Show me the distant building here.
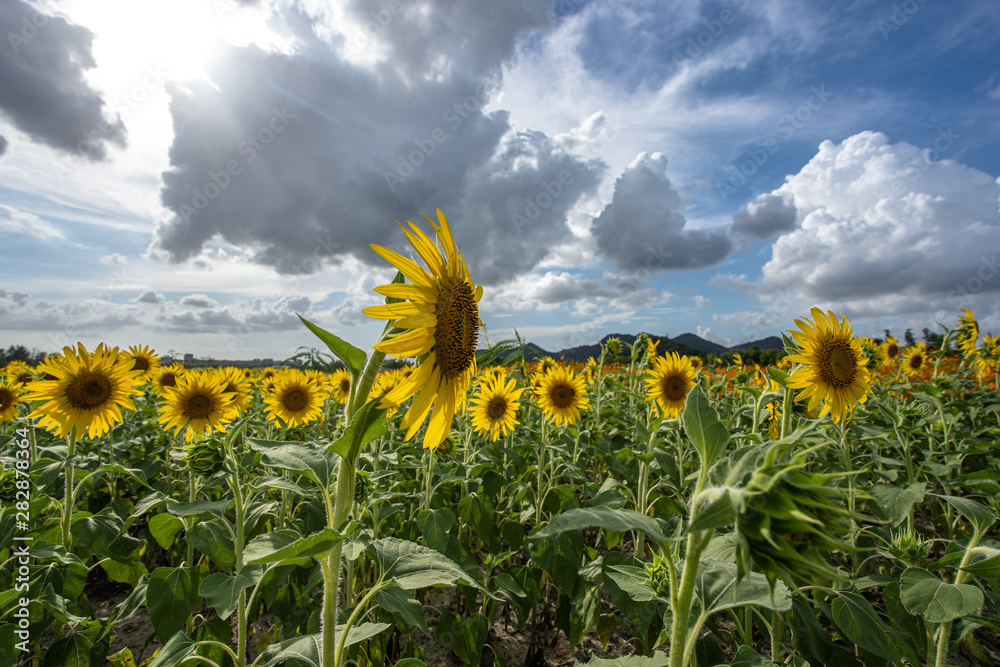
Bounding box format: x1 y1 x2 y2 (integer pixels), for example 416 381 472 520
183 353 194 363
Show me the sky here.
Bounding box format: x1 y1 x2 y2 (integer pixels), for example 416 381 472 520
1 0 999 361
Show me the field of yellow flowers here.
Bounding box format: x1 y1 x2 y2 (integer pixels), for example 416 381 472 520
1 211 999 667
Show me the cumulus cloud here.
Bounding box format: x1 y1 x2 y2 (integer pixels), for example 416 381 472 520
732 193 797 240
155 294 312 333
0 134 7 157
0 0 126 159
150 4 598 286
135 290 165 304
756 131 1000 313
179 294 221 309
693 295 711 308
0 205 63 240
0 290 141 334
99 253 127 266
590 152 731 271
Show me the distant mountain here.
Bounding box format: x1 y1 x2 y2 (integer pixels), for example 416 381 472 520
499 332 782 363
726 336 783 352
672 333 726 354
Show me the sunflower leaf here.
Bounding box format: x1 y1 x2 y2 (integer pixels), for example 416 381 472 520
297 315 367 378
682 384 731 470
329 397 388 461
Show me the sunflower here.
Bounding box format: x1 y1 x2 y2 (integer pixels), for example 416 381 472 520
362 209 483 451
214 366 253 415
902 342 927 377
158 372 236 441
859 336 886 371
329 368 352 404
264 371 325 427
644 351 698 418
785 308 872 424
4 360 35 387
470 372 525 442
732 353 744 368
125 344 160 382
646 338 660 361
882 335 901 364
956 309 979 357
534 365 589 426
154 363 186 393
26 343 144 439
688 355 704 372
370 369 405 416
0 380 24 423
977 334 999 371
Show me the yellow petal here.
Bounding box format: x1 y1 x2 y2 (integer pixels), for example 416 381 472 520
370 244 433 287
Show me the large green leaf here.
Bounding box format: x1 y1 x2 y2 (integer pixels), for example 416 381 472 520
186 518 236 570
869 482 925 527
458 495 495 545
328 397 388 461
248 439 338 488
199 565 264 620
298 315 367 377
148 513 184 550
682 383 731 469
604 564 659 603
531 507 679 544
829 591 893 660
374 586 430 635
435 611 489 665
790 596 833 667
148 632 198 667
244 528 343 565
900 567 984 623
71 511 141 561
369 538 489 593
260 624 391 667
165 498 231 521
106 575 149 635
42 632 93 667
962 551 1000 579
933 494 996 536
601 552 660 635
582 653 668 666
687 487 738 533
415 508 454 554
695 559 791 615
145 566 208 644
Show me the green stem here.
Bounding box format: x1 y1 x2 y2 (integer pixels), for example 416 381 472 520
668 464 712 667
770 608 784 662
933 531 982 667
61 430 77 548
228 442 248 667
333 581 389 666
780 386 793 439
536 419 547 526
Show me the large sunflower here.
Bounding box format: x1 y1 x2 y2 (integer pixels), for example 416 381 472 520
214 366 253 415
534 365 589 426
125 344 160 382
785 308 872 424
158 372 235 441
264 371 325 427
362 209 483 451
956 309 979 357
329 368 352 405
0 380 24 423
902 342 927 377
644 351 698 418
154 363 186 393
26 343 144 439
470 370 525 442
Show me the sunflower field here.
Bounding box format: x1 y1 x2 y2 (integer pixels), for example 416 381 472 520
2 212 1000 667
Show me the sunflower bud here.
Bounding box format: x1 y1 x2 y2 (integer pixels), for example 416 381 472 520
881 526 931 567
184 436 225 477
354 470 372 503
642 551 672 600
0 468 17 503
435 436 456 460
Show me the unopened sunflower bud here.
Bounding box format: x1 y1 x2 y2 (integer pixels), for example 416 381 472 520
883 526 931 567
0 468 16 503
184 436 225 477
354 470 372 503
642 552 672 600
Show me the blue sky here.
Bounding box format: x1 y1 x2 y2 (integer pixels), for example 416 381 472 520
1 0 998 360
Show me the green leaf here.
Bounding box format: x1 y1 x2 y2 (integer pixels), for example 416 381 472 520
244 528 344 565
374 586 430 635
582 653 669 666
146 566 208 644
790 596 834 667
458 495 495 545
568 582 602 647
932 494 996 536
261 633 320 667
962 552 1000 579
369 537 489 594
248 439 338 488
148 513 184 550
415 508 454 553
298 315 367 377
687 488 738 533
899 566 985 623
682 383 731 469
829 591 893 660
200 565 264 620
531 507 679 544
186 518 236 570
42 632 93 667
869 482 926 527
329 397 388 461
604 564 659 603
106 575 149 634
94 463 153 489
148 632 198 667
435 611 489 665
729 645 781 667
165 498 231 521
601 553 659 635
696 559 792 615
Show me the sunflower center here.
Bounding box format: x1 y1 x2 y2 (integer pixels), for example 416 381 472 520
550 383 575 409
340 379 350 394
66 372 113 409
225 382 238 393
487 396 508 420
909 353 923 370
16 372 32 384
0 388 14 411
160 373 177 388
185 393 214 419
132 357 150 372
660 373 689 402
434 278 479 379
886 343 899 359
283 389 307 411
818 340 857 388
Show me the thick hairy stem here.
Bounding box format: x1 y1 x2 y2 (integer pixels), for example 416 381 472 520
61 431 77 548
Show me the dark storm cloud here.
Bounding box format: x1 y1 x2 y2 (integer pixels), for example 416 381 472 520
152 5 602 286
591 152 731 271
0 0 126 160
0 134 7 157
732 193 798 240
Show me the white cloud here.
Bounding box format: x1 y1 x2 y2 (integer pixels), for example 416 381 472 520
179 294 220 309
0 205 64 240
99 253 127 265
693 295 711 308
